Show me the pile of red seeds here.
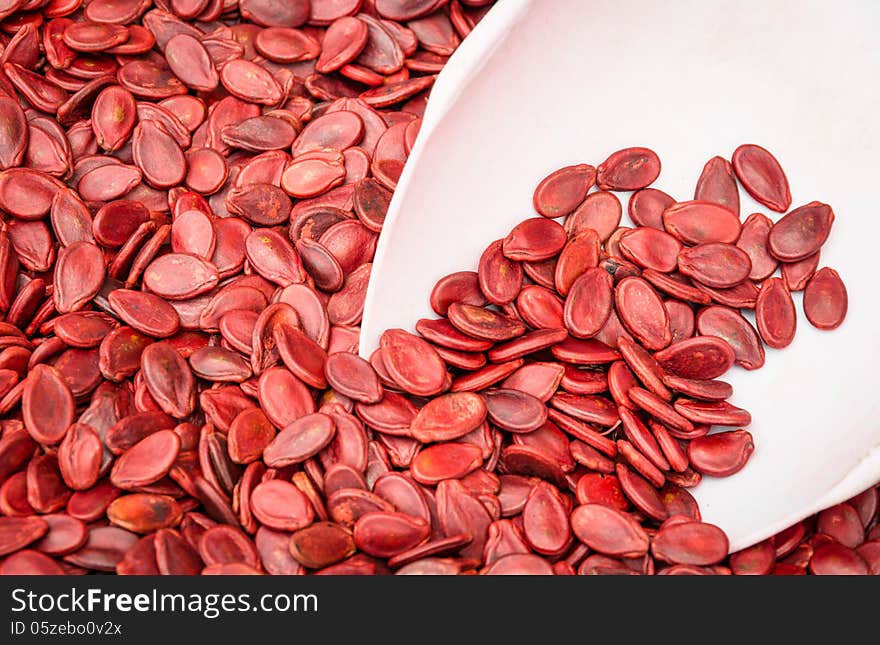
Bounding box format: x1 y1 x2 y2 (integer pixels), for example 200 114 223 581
0 0 875 576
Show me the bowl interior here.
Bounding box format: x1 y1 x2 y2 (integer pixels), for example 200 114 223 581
361 0 880 550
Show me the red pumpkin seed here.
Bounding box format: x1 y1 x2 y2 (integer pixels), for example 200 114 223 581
817 503 864 549
735 212 778 281
809 543 869 575
596 147 660 191
503 218 567 262
570 504 649 558
755 277 797 349
614 276 672 350
353 511 429 558
781 252 820 292
565 191 622 242
731 144 791 212
652 520 729 565
768 201 834 262
532 164 595 218
678 243 752 289
694 156 740 216
803 267 848 330
654 336 735 380
484 388 548 433
411 442 483 485
264 413 336 467
619 227 682 273
478 239 522 305
563 267 613 339
663 200 741 245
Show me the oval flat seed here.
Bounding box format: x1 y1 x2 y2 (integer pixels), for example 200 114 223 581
729 539 776 575
654 336 735 380
781 252 820 292
731 144 791 212
132 120 186 189
662 201 741 245
688 430 755 477
803 267 848 330
619 227 682 272
629 188 674 229
678 243 752 289
111 430 181 489
554 230 600 297
165 33 218 92
617 337 672 401
108 289 181 338
503 218 566 262
549 392 618 427
484 389 548 433
228 408 276 465
289 521 355 569
570 504 649 558
250 480 314 532
664 299 694 345
275 324 328 389
614 276 672 350
596 147 660 191
451 359 524 393
565 191 622 242
618 407 670 471
755 277 797 349
411 443 483 485
143 253 219 300
54 241 105 313
661 375 733 401
616 462 667 520
107 494 183 533
576 473 629 510
23 364 74 445
673 400 752 427
220 59 283 105
564 267 613 339
353 511 430 558
695 309 762 372
447 302 526 342
532 164 595 218
140 342 196 419
258 367 316 429
410 392 487 443
264 413 337 467
767 201 834 262
736 212 778 281
521 481 571 556
817 503 864 549
809 543 869 575
478 239 522 305
652 521 729 566
695 156 740 216
503 362 566 401
0 516 49 556
380 329 447 397
325 352 383 404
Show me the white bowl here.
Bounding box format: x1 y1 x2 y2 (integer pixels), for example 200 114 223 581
360 0 880 551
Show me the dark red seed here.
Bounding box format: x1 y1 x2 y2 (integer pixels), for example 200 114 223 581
731 144 791 213
695 156 740 216
767 201 834 262
755 277 797 349
652 521 729 566
803 267 848 330
687 430 755 477
533 164 595 218
596 148 661 191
